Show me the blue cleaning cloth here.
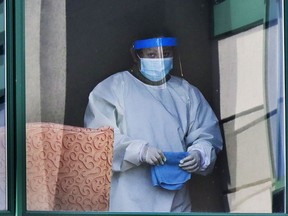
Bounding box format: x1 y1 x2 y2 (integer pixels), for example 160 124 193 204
151 152 191 190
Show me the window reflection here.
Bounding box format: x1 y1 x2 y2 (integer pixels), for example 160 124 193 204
217 0 285 213
266 0 285 212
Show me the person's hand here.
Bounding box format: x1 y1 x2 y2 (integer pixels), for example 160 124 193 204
141 146 166 166
179 151 201 173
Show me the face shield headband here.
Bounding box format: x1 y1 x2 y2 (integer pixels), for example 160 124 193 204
134 37 177 50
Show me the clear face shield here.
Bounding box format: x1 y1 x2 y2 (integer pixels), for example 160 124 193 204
133 37 182 84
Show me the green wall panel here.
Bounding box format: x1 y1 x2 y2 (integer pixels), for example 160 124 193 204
213 0 265 36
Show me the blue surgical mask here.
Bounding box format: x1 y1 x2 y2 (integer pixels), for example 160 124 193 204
140 57 173 82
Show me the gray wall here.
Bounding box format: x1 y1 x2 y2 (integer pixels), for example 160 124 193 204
26 0 66 123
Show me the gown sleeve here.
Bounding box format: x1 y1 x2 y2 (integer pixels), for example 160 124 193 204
84 74 148 172
185 87 223 176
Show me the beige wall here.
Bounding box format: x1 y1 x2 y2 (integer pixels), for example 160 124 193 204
219 25 273 213
25 0 66 124
25 0 41 122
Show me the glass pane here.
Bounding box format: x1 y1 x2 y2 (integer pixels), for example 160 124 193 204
24 0 285 213
215 0 285 213
0 0 6 211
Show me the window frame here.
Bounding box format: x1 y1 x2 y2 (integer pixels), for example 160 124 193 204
0 0 16 215
9 0 25 215
4 0 288 215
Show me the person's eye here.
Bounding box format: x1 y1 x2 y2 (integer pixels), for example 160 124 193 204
164 52 170 57
147 53 157 58
163 51 173 57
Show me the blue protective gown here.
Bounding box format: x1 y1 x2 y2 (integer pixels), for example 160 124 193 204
84 71 223 212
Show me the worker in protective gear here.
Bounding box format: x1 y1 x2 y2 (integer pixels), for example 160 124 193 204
84 36 223 212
